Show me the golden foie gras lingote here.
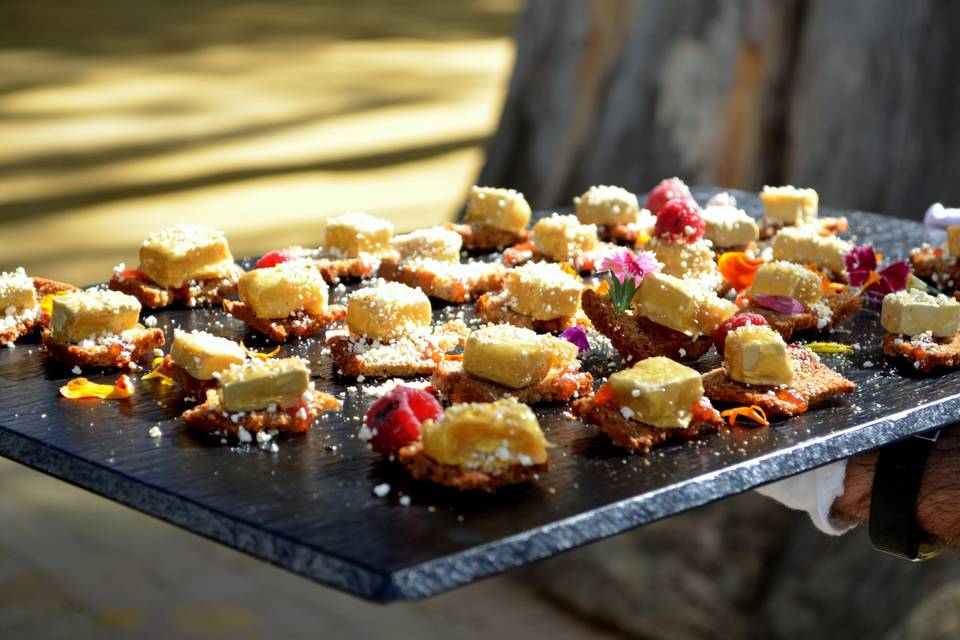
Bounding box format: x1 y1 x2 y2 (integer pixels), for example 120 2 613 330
574 185 642 226
608 357 705 430
503 261 582 321
723 324 795 387
49 289 140 343
215 357 312 413
462 324 578 389
324 212 395 258
633 271 737 337
169 330 245 381
139 224 237 289
391 226 462 263
346 280 432 342
237 260 330 320
465 186 532 234
760 185 819 225
532 213 599 262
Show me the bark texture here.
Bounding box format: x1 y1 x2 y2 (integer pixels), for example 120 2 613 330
480 0 960 219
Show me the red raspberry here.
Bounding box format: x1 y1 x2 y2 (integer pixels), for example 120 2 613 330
363 386 442 456
645 177 695 215
713 312 771 354
254 249 294 270
653 199 704 243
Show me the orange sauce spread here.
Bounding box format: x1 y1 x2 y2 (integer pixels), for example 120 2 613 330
775 388 808 413
691 398 720 425
591 381 614 406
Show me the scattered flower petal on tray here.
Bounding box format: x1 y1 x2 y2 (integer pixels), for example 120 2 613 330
805 342 854 354
60 375 135 400
141 356 175 386
845 244 911 300
750 294 805 315
720 405 769 428
560 326 590 353
242 343 282 360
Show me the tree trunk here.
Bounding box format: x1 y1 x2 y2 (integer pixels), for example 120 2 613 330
480 0 960 219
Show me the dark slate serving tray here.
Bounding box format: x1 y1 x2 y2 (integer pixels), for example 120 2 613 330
0 188 954 602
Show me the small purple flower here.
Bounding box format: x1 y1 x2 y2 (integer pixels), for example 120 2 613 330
560 326 590 353
845 244 911 299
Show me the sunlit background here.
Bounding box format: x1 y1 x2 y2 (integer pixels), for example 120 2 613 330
0 0 517 284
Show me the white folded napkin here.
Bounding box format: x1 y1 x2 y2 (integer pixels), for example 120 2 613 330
924 203 960 228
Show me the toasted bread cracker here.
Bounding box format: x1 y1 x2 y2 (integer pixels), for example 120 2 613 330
475 290 588 333
41 326 165 369
109 263 244 309
377 260 504 303
182 389 340 439
501 240 614 274
447 222 528 251
32 277 78 298
702 345 855 417
398 441 548 491
327 321 468 378
759 217 849 241
222 300 346 342
910 247 960 294
0 313 39 346
572 397 723 453
745 289 861 340
581 288 712 363
155 356 217 399
883 332 960 372
313 256 380 283
431 360 592 404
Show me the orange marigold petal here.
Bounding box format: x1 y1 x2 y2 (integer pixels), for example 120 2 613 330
241 343 281 360
719 405 769 428
718 252 764 291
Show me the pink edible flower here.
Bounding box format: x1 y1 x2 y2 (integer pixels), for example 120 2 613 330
599 249 661 287
845 244 911 299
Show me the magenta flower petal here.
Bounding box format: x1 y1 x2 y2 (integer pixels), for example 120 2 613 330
845 244 878 276
878 260 911 292
751 294 806 314
559 326 590 353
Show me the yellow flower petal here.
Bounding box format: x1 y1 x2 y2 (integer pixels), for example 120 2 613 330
804 342 853 354
60 375 135 400
242 343 281 360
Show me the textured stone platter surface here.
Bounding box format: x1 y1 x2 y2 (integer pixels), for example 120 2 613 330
0 188 954 602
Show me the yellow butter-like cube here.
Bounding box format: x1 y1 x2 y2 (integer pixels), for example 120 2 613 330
532 213 598 262
749 261 823 305
701 205 759 247
724 325 795 387
218 357 311 412
633 272 736 336
463 324 578 389
324 212 394 258
771 227 851 274
465 186 531 234
346 281 431 342
0 267 37 314
947 226 960 258
503 262 582 321
421 398 548 471
139 224 235 289
609 357 703 429
49 290 140 343
238 260 328 319
574 185 640 226
881 289 960 338
170 330 245 381
391 226 462 262
761 185 819 224
648 238 718 281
